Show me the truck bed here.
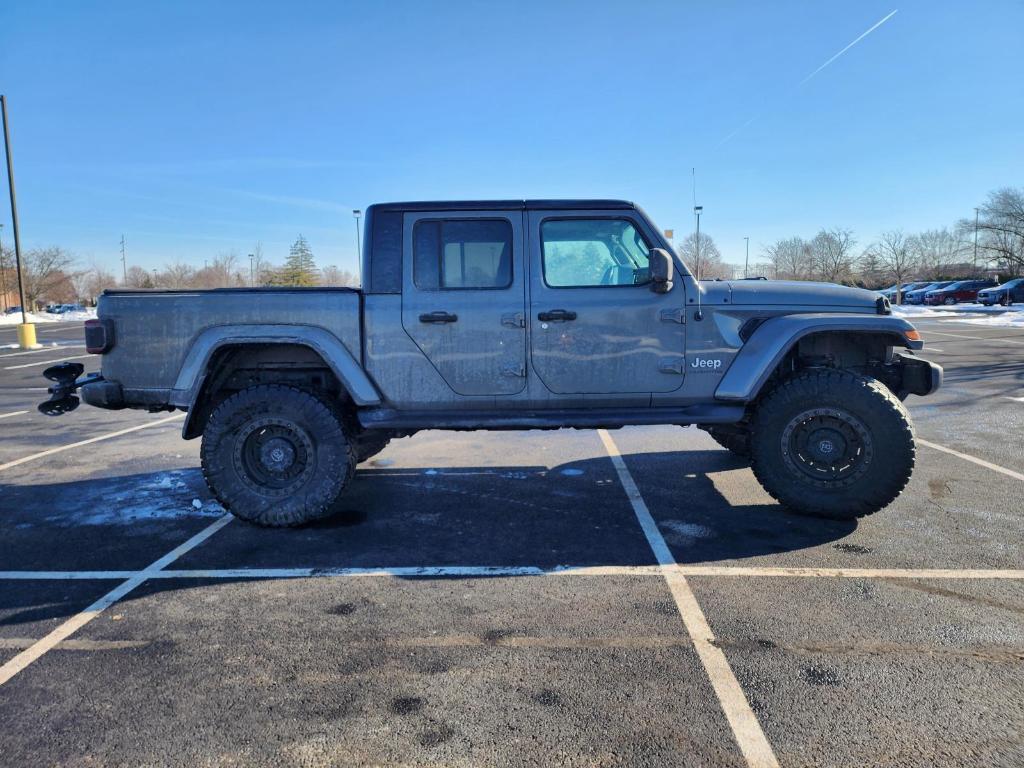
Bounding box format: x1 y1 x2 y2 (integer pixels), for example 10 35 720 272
96 287 363 406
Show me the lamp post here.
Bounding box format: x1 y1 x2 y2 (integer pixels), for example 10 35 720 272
248 253 255 287
693 205 703 280
744 236 750 278
973 207 979 270
1 95 35 348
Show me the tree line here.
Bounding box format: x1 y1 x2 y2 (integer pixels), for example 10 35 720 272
0 235 358 310
685 186 1024 286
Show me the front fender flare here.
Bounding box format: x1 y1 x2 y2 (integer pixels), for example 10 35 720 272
715 313 922 402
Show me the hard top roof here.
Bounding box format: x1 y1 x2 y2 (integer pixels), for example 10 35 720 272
368 199 635 212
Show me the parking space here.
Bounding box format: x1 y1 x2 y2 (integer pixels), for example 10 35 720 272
0 318 1022 766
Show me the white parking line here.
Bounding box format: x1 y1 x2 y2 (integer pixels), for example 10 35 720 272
1 566 1022 581
0 410 28 420
0 413 185 472
918 439 1024 482
4 354 92 370
0 514 232 688
598 429 780 768
0 346 84 360
922 329 1024 346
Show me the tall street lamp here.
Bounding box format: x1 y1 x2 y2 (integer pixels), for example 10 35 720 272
1 95 35 348
744 236 750 278
973 207 979 270
248 253 255 287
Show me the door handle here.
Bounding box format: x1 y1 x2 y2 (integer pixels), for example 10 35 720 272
419 311 458 324
537 309 577 322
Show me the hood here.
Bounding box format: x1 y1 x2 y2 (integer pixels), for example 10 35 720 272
722 280 881 309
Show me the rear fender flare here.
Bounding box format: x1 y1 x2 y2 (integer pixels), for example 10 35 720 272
171 324 381 436
715 313 922 402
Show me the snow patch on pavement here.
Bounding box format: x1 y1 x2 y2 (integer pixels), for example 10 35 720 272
0 309 97 325
659 520 714 546
40 470 223 527
893 304 1024 328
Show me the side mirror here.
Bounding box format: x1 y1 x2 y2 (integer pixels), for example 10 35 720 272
649 248 674 294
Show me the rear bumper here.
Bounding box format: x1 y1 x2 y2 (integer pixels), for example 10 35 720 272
80 379 126 409
898 354 942 396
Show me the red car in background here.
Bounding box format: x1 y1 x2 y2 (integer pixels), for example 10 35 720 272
923 278 997 305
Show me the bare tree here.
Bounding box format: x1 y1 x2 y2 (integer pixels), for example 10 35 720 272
0 243 16 310
319 265 357 287
678 231 729 280
912 228 970 279
79 264 118 304
762 237 813 280
872 230 920 302
960 187 1024 273
125 265 154 289
158 261 197 289
23 247 77 309
811 228 857 283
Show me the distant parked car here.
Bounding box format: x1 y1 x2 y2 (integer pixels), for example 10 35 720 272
977 278 1024 306
881 282 930 303
923 279 997 305
903 281 957 304
4 306 22 315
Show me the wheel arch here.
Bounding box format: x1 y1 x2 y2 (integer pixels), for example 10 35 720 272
715 314 922 403
172 325 381 439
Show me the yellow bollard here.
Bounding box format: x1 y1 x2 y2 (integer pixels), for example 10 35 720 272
16 322 39 350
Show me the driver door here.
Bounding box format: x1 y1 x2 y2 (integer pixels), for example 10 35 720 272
527 210 686 395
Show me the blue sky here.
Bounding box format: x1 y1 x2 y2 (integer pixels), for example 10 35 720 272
1 0 1021 274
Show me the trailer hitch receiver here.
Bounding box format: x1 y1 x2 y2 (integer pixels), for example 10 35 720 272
38 362 102 416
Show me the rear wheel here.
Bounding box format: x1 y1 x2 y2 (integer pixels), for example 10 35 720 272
749 371 914 520
944 297 957 305
200 385 356 526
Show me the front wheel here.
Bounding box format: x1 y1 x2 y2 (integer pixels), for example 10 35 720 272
201 385 356 526
944 297 957 305
749 371 915 520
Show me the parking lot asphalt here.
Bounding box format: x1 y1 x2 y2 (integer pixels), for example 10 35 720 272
0 315 1022 767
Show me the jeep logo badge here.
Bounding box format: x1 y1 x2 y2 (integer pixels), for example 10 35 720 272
690 356 723 370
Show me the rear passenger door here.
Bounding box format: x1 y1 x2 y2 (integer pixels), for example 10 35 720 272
401 210 527 396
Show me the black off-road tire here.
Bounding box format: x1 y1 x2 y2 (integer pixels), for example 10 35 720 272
704 426 751 458
355 434 391 464
749 370 915 520
200 385 356 526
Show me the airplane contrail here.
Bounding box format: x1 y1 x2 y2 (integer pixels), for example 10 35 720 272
800 9 899 86
714 8 899 149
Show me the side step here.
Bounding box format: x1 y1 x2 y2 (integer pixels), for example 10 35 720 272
357 404 745 431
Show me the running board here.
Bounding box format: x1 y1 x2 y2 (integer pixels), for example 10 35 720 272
357 404 745 431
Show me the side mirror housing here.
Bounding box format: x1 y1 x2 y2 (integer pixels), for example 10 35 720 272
650 248 674 294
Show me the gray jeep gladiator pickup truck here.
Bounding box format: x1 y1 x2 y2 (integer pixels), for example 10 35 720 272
41 199 941 526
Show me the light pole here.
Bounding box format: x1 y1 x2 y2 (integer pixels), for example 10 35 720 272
973 207 979 270
1 95 35 348
744 236 750 278
693 205 703 280
248 253 255 287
